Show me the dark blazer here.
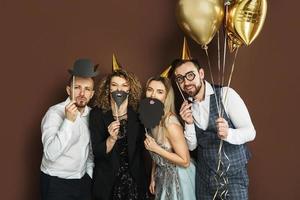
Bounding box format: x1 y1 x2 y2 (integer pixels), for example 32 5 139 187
89 106 148 200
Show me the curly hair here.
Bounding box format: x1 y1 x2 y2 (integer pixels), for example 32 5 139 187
93 69 142 112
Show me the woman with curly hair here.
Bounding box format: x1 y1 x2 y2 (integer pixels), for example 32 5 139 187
89 69 149 200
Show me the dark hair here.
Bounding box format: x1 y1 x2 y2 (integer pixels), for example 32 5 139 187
171 59 201 73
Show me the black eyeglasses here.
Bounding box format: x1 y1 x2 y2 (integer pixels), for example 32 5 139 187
175 71 196 83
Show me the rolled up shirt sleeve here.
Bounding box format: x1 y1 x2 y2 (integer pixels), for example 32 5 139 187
222 87 256 145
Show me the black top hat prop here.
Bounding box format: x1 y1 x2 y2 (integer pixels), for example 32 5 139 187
68 58 99 78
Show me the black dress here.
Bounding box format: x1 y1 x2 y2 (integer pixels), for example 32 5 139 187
111 118 139 200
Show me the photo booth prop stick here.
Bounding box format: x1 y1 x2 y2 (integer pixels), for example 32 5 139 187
68 58 99 101
72 77 75 100
174 37 192 101
160 64 188 102
138 98 164 134
175 81 186 101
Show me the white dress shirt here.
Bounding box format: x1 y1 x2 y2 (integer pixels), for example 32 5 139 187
184 81 256 150
40 98 94 179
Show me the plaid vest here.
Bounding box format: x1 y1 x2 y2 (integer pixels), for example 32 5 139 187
195 87 251 176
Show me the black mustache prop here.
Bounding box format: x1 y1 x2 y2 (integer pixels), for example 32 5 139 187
111 90 129 108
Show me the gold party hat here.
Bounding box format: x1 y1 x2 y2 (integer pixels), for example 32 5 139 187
160 65 172 78
112 53 122 72
181 37 192 60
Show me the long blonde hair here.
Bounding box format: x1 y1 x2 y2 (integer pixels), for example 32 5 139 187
145 76 177 143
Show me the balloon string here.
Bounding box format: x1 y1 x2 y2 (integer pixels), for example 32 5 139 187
217 31 222 115
204 48 221 116
222 48 239 117
217 140 223 171
214 138 230 200
221 5 229 117
213 189 219 200
213 6 231 199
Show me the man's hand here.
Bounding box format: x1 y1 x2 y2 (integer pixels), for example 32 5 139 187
216 117 229 140
179 100 194 124
65 101 78 122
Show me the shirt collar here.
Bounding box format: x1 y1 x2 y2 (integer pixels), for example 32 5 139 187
64 98 90 117
205 80 214 97
188 80 214 103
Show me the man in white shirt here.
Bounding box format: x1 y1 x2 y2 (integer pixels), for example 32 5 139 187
172 58 256 200
40 58 99 200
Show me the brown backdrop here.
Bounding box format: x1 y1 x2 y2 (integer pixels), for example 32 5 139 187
0 1 299 199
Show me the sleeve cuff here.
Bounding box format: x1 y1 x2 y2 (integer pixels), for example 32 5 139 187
185 123 195 133
224 128 234 144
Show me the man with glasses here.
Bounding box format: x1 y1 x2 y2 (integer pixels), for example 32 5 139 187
172 58 256 200
40 59 99 200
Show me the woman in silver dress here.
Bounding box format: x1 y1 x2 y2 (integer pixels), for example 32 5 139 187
144 76 196 200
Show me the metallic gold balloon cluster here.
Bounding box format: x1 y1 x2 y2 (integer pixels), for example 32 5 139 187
176 0 267 51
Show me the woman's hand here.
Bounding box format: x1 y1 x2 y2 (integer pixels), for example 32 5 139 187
149 178 155 195
107 120 120 141
144 134 160 153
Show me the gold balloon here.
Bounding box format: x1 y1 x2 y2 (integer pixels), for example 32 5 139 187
227 0 267 46
176 0 224 47
227 31 243 52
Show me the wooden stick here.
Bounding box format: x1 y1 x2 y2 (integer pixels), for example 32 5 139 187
175 81 186 101
72 76 75 100
114 102 119 121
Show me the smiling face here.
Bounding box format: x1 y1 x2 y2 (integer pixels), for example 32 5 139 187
110 75 130 93
146 80 167 103
174 61 204 98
